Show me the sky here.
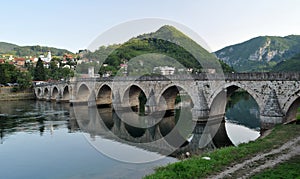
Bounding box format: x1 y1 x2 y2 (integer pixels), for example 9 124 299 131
1 0 300 53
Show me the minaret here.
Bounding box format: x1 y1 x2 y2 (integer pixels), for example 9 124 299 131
47 51 52 62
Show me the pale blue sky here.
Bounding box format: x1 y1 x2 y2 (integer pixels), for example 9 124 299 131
1 0 299 52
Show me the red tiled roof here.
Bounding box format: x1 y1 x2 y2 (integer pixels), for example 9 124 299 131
14 58 26 61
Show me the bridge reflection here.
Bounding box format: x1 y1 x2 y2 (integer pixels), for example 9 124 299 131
0 100 233 157
70 105 233 156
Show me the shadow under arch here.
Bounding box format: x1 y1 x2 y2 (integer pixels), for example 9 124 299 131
62 86 70 101
122 84 147 113
52 86 59 100
44 88 49 98
77 83 90 102
285 95 300 122
37 88 42 98
158 84 194 114
96 84 112 107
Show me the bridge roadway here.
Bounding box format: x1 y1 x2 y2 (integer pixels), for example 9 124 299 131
34 72 300 130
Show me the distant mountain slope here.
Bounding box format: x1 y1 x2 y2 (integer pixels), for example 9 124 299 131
11 45 73 57
215 35 300 72
271 53 300 72
84 25 233 75
0 42 18 54
0 42 73 56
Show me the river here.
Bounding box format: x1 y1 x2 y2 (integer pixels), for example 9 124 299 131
0 92 260 178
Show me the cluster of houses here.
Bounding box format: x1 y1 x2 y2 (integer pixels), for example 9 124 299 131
0 51 76 69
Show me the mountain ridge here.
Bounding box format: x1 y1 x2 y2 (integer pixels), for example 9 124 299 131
0 42 73 57
215 35 300 72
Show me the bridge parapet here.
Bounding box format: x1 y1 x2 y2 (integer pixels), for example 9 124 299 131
224 72 300 81
79 72 300 82
34 73 300 86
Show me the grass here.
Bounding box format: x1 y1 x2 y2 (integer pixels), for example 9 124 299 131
144 124 300 179
251 155 300 179
297 108 300 120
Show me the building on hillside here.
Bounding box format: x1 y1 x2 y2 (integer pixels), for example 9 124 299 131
40 51 52 63
153 66 175 75
14 57 26 66
0 59 5 64
202 68 216 74
63 54 73 60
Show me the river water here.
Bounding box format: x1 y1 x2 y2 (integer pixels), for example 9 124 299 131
0 93 260 178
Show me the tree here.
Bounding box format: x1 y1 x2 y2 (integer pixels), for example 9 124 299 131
16 71 32 90
0 63 18 84
34 58 46 81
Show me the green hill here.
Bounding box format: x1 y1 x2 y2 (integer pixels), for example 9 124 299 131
271 53 300 72
84 25 233 76
215 35 300 72
11 45 72 57
0 42 18 54
0 42 73 57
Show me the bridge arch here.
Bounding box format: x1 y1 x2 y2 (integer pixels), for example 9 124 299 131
122 84 147 111
209 83 261 121
36 88 42 98
51 86 59 100
158 84 194 111
210 82 263 111
44 87 49 99
61 85 70 101
96 84 112 106
77 83 90 102
284 90 300 122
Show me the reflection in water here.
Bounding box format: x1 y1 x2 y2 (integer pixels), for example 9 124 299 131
225 123 260 146
0 100 72 143
0 100 176 178
0 98 259 178
225 91 260 145
71 104 233 162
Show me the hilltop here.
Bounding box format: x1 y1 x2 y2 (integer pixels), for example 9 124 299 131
215 35 300 72
83 25 233 75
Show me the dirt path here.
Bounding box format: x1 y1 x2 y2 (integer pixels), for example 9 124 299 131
208 136 300 178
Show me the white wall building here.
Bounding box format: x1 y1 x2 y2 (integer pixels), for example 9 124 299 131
40 51 52 63
153 66 175 75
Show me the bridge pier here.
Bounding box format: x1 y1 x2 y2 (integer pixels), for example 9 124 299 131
260 90 284 130
145 89 157 114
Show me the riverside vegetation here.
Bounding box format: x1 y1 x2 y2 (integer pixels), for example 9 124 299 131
145 124 300 179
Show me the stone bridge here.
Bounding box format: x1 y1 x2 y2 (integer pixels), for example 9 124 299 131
34 73 300 130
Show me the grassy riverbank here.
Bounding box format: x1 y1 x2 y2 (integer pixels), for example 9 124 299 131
0 87 35 101
145 124 300 179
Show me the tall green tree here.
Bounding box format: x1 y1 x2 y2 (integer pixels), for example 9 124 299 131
34 58 46 81
0 63 18 84
16 71 32 90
